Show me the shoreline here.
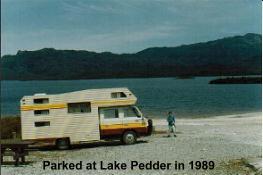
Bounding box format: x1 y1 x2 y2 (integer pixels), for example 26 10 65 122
209 76 262 84
152 111 262 124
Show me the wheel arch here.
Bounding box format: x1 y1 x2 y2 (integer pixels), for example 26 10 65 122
122 129 138 137
55 137 71 150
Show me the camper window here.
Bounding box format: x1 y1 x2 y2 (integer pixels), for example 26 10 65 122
34 109 49 116
34 98 49 104
123 107 141 118
102 109 119 119
111 92 127 98
35 121 50 127
68 102 91 113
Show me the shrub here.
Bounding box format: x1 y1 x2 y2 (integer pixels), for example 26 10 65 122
1 117 21 139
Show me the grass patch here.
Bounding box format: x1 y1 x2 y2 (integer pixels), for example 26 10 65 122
240 158 259 173
1 116 21 139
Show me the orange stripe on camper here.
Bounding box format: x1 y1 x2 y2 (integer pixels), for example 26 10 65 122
92 99 136 106
100 122 146 130
20 99 136 111
20 103 67 111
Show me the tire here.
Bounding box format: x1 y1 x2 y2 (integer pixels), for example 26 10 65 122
56 138 70 150
122 131 137 145
147 119 153 136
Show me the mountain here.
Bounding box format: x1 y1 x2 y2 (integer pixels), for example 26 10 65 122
1 33 261 80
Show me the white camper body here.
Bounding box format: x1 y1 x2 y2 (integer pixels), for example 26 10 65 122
20 88 152 148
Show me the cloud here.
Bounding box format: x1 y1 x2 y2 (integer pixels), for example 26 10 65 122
102 25 177 42
61 0 130 16
59 24 179 53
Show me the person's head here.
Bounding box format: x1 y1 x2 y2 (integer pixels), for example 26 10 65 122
168 111 172 115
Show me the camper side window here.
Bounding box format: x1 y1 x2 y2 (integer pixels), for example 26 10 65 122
35 121 50 127
111 92 127 98
68 102 91 113
102 109 119 119
34 98 49 104
34 110 49 116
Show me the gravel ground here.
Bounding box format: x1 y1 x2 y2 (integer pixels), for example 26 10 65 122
1 112 261 175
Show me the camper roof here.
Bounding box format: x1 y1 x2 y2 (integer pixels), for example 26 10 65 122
21 87 135 100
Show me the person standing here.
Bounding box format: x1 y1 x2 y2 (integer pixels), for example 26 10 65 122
167 111 176 137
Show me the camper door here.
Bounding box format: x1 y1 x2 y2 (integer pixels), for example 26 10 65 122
119 106 143 129
99 106 143 137
99 107 124 136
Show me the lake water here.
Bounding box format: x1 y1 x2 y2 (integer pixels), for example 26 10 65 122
1 77 261 118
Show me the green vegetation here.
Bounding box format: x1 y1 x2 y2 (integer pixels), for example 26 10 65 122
1 117 21 139
1 33 261 80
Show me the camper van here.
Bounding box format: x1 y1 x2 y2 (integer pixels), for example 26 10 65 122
20 88 152 149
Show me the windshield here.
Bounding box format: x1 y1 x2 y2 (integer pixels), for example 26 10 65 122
132 106 142 118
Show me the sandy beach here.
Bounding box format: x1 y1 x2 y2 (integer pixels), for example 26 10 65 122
1 112 262 175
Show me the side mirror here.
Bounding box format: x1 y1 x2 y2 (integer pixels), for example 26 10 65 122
133 106 142 118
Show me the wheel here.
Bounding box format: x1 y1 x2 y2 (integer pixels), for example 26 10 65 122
147 119 153 136
122 131 137 145
56 138 70 150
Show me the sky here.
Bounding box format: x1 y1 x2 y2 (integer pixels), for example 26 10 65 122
1 0 261 56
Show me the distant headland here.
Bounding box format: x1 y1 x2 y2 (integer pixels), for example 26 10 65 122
209 77 262 84
1 33 261 80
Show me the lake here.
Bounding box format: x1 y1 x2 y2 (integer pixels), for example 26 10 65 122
1 77 261 118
